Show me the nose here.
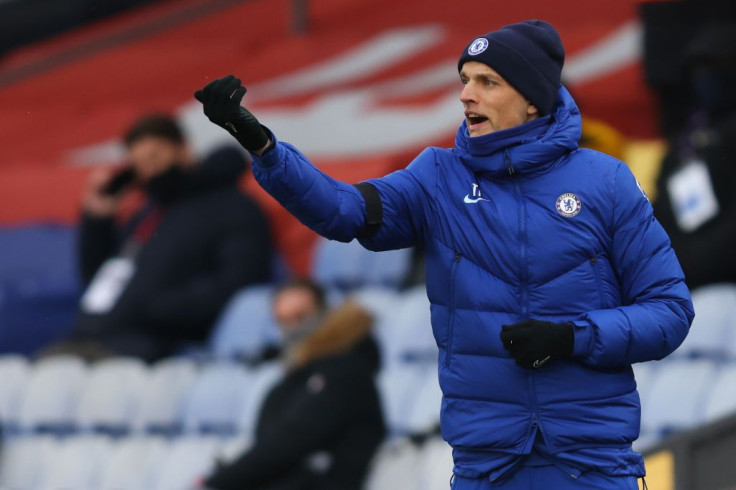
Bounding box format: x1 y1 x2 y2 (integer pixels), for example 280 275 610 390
460 82 476 105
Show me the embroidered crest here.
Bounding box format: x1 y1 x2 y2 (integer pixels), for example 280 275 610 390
468 38 489 55
556 193 582 218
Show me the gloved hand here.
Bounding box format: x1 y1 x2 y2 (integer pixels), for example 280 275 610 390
500 319 574 369
194 75 270 153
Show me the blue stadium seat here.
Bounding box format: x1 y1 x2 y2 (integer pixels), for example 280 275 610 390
75 357 148 435
0 224 81 355
17 355 88 434
209 285 281 361
312 237 412 291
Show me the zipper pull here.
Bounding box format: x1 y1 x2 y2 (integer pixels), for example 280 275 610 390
454 253 461 262
505 151 514 175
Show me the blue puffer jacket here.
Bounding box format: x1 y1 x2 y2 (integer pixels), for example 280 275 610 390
250 87 694 480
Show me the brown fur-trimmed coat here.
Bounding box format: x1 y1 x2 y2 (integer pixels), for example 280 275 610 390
206 302 385 490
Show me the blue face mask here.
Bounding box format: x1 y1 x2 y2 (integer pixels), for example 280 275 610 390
691 67 736 118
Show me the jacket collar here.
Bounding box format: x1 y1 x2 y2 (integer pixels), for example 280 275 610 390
454 86 581 178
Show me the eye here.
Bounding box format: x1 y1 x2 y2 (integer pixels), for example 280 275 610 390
460 77 469 85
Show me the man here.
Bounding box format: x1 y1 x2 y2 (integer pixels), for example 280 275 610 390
652 22 736 290
195 20 693 489
203 279 385 490
51 114 273 362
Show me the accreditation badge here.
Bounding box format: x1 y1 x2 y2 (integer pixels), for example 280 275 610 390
80 257 136 314
667 159 719 232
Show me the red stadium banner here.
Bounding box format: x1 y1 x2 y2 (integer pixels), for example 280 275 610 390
0 0 655 273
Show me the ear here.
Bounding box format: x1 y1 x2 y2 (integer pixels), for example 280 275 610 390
526 103 539 116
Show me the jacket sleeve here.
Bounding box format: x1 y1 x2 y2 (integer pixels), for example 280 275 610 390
572 163 695 368
78 212 119 285
250 129 431 250
204 366 364 490
144 202 272 336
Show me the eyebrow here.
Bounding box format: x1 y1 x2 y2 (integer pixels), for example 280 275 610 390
460 71 501 81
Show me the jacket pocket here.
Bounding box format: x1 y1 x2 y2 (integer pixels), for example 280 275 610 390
445 252 462 368
589 256 605 309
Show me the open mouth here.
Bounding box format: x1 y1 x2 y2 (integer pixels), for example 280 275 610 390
467 114 489 127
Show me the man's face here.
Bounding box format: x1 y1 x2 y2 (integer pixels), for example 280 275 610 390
126 136 187 181
273 287 320 336
459 61 538 137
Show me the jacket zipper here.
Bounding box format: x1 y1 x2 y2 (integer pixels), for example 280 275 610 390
508 151 529 318
508 150 539 441
445 252 462 368
590 256 605 308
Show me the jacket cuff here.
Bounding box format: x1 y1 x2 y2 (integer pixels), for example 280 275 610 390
571 319 594 357
249 126 283 169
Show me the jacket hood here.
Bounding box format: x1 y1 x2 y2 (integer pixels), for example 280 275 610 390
454 85 581 177
287 301 378 372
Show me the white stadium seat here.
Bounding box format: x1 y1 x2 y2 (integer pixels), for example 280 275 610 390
364 438 422 490
0 355 29 430
0 436 60 489
182 362 253 435
417 437 454 490
236 361 284 436
641 359 717 434
150 436 221 490
676 284 736 358
312 237 412 290
702 363 736 424
99 436 169 490
381 286 437 366
17 355 87 432
404 366 443 435
377 364 428 436
37 435 114 490
75 357 148 433
133 357 198 434
632 361 660 409
209 285 281 360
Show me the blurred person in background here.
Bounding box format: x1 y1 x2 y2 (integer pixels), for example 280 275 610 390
652 22 736 290
42 114 273 362
203 278 384 490
195 19 692 489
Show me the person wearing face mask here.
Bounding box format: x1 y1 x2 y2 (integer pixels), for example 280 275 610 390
42 114 273 362
652 22 736 290
202 278 385 490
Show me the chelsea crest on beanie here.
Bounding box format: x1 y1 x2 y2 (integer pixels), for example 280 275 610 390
458 20 565 115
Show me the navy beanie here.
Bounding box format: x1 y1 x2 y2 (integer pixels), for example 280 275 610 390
458 20 565 115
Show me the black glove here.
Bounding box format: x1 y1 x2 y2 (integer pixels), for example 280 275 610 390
194 75 269 153
500 319 574 369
